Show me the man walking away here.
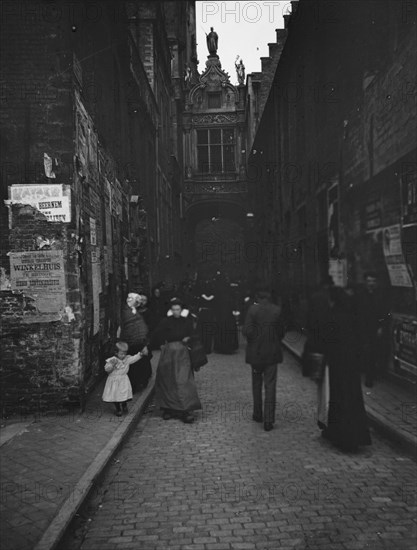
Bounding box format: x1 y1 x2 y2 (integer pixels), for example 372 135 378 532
243 286 283 431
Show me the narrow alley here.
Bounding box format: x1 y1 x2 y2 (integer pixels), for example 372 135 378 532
62 347 417 550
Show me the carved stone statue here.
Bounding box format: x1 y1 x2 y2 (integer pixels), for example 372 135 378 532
206 27 218 56
184 64 192 87
235 57 245 85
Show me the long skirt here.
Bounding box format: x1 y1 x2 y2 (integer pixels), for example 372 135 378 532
128 344 152 392
324 359 372 451
155 342 202 412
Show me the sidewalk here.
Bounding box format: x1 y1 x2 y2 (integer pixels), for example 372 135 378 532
0 352 158 550
282 331 417 457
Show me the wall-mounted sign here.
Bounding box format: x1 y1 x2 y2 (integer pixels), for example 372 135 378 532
386 264 413 287
9 184 71 222
382 224 413 287
9 250 66 313
382 224 403 258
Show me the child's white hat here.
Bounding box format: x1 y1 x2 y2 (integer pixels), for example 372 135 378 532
116 341 129 352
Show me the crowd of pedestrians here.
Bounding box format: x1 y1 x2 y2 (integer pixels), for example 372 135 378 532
102 271 390 453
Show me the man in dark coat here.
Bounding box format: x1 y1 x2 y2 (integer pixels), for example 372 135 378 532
243 286 283 431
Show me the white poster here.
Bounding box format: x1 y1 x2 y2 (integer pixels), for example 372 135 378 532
43 153 56 178
386 264 413 288
382 224 413 287
382 225 403 258
9 250 66 313
9 184 71 222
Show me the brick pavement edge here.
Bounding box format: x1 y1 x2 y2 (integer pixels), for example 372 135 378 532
32 378 155 550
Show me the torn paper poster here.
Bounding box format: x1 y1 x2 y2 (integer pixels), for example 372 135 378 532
9 184 71 222
44 153 56 178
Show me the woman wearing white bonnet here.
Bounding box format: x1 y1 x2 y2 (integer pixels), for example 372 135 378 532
118 292 150 392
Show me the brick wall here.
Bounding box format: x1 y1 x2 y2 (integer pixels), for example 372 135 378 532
0 291 80 416
0 0 73 267
0 1 78 414
0 199 82 414
0 0 158 414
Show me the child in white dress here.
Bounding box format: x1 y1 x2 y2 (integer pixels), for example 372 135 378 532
102 341 148 416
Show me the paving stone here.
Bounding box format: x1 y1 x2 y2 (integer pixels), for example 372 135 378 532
63 347 414 549
5 347 417 550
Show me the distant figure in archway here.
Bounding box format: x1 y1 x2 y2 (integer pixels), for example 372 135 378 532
196 279 216 354
148 286 166 336
213 272 238 354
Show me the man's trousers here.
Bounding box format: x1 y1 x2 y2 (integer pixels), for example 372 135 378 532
251 363 278 424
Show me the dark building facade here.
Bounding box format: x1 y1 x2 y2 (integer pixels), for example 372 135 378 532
248 0 417 382
0 0 196 413
246 26 288 154
182 33 249 281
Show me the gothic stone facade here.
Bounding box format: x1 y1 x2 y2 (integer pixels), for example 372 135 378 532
182 51 249 281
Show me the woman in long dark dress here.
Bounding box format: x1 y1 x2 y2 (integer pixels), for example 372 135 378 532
152 300 202 423
323 286 372 452
196 280 216 354
213 280 238 354
119 293 150 393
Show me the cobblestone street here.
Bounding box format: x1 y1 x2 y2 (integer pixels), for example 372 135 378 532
62 348 417 550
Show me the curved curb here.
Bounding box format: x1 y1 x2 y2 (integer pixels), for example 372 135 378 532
365 406 417 458
33 378 155 550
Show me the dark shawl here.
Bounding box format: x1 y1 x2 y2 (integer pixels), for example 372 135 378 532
152 316 194 346
120 305 148 347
